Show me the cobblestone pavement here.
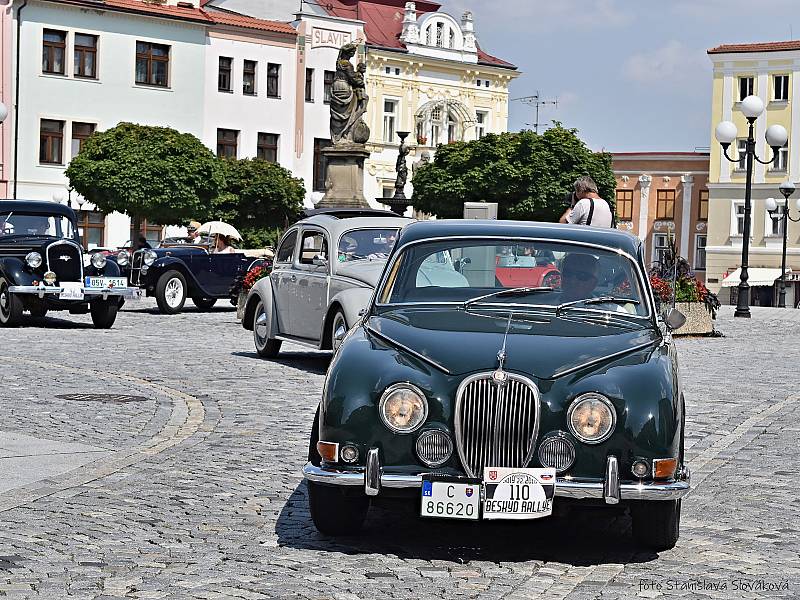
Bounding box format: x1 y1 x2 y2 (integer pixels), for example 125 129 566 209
0 301 798 599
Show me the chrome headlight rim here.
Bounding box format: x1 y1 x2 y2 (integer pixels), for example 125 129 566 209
25 251 42 269
116 250 130 267
143 250 158 266
90 252 107 269
566 392 617 445
378 382 429 434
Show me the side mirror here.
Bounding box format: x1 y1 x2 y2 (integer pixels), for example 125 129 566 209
664 307 686 331
312 255 328 267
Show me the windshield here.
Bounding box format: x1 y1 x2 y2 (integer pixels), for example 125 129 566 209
378 239 650 318
338 228 399 262
0 212 76 239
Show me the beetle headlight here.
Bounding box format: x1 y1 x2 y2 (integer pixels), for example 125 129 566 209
143 250 157 266
91 252 107 269
379 383 428 434
25 252 42 269
567 393 616 444
116 250 129 267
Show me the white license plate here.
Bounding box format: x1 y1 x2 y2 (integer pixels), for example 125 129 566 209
483 467 556 520
59 282 84 301
85 277 128 289
420 478 480 520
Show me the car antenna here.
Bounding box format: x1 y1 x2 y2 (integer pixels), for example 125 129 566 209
497 311 513 371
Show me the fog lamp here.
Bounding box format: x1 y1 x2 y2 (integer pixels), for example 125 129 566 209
316 441 339 463
340 445 359 463
43 271 57 285
653 458 677 479
632 460 649 478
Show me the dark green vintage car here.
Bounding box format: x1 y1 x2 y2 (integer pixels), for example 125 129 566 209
303 220 691 550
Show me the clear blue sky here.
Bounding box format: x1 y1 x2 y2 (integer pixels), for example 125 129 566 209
450 0 800 152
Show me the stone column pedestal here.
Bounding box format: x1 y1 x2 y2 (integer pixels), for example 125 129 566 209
316 145 372 209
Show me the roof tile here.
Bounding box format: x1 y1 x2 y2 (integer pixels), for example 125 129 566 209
708 40 800 54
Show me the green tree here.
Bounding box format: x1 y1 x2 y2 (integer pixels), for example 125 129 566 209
66 122 225 237
216 158 305 248
411 125 616 222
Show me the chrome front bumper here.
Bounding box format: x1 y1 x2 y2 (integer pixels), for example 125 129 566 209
303 455 691 503
8 285 143 300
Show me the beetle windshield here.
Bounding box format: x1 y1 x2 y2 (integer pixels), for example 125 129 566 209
338 228 400 262
0 211 76 239
378 239 649 318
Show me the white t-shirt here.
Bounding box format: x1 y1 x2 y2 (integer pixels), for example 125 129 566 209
568 197 613 228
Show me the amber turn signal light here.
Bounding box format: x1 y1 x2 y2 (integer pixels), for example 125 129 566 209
317 441 339 462
653 458 677 479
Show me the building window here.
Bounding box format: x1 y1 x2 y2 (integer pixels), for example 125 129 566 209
771 143 789 171
476 111 488 138
383 99 397 143
323 70 334 104
136 41 169 87
39 119 64 164
216 128 238 158
305 68 314 102
736 139 748 170
694 235 707 271
447 112 458 143
774 74 789 101
436 22 444 47
266 63 280 98
243 60 256 96
738 76 754 101
313 138 332 192
653 234 669 266
382 186 394 199
42 29 66 75
656 190 675 220
698 189 708 221
768 204 785 236
257 133 278 163
616 189 634 221
71 122 96 157
735 203 745 235
218 56 232 92
74 33 97 79
78 211 105 250
143 220 163 246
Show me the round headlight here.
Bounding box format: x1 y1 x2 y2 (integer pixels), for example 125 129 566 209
25 252 42 269
143 250 157 266
43 271 57 285
91 252 107 269
116 250 129 267
379 383 428 434
567 393 616 444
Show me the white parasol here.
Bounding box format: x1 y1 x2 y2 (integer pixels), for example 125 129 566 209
198 221 242 241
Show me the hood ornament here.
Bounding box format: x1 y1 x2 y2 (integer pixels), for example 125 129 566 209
58 255 72 261
492 312 513 385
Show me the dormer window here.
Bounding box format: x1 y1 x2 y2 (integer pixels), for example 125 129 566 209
436 22 444 47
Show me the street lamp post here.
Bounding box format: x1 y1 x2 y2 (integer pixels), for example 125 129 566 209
715 95 788 318
765 181 800 308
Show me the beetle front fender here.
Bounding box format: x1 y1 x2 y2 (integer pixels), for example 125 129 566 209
326 287 373 331
242 277 278 339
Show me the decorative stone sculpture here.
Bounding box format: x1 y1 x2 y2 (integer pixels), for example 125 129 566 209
394 133 411 199
329 42 370 145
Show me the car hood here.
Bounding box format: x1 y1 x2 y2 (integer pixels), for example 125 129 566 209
366 308 659 380
335 259 387 286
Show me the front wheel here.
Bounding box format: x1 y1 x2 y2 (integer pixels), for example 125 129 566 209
253 299 282 358
0 277 23 327
630 499 681 551
330 309 348 354
155 270 187 314
90 299 119 329
307 481 369 536
192 297 217 310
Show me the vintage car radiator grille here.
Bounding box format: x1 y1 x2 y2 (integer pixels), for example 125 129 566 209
454 372 540 479
46 241 82 283
130 250 144 285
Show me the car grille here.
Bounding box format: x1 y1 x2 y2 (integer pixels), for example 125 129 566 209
454 372 541 479
46 241 82 283
130 250 144 285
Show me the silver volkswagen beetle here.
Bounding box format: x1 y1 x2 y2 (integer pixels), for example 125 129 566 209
241 209 415 358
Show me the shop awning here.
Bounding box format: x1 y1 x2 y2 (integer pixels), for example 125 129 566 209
720 268 788 287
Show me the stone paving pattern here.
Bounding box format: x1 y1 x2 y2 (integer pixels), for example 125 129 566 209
0 301 797 599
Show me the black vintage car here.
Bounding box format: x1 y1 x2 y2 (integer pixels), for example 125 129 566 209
0 200 139 328
111 244 254 314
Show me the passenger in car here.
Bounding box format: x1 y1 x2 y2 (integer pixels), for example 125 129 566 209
559 253 599 302
212 234 236 254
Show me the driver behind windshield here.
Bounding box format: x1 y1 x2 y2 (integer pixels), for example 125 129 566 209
559 253 599 302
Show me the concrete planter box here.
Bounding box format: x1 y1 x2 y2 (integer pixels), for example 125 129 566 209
236 291 248 322
673 301 713 335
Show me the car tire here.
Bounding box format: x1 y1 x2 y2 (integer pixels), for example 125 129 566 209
0 277 23 327
90 299 119 329
192 297 217 310
307 481 369 536
630 499 681 551
330 309 348 354
155 270 187 314
28 304 48 319
253 299 282 358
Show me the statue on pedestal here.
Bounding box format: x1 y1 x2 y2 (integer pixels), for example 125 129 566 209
330 43 370 145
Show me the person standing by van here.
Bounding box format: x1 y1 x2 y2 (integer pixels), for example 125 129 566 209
559 176 613 228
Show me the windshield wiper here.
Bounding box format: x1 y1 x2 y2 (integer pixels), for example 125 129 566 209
462 287 553 309
555 296 640 317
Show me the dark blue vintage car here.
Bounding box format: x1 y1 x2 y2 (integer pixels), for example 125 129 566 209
112 244 255 314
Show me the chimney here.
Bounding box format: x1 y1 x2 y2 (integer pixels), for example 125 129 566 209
461 10 476 52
